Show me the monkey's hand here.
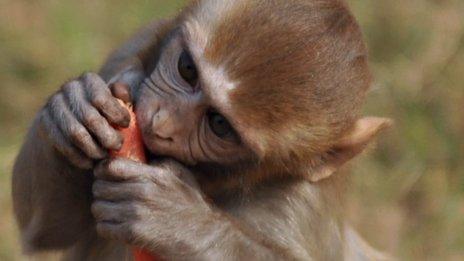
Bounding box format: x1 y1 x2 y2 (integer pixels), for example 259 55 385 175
39 72 130 169
92 158 212 255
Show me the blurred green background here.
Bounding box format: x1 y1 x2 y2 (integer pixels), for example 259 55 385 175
0 0 463 260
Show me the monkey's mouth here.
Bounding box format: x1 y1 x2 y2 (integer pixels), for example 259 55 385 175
146 149 196 167
146 150 169 163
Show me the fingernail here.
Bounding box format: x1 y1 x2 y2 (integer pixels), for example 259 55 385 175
121 117 131 127
110 82 131 103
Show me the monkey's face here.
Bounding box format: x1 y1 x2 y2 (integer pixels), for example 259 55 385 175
135 28 255 166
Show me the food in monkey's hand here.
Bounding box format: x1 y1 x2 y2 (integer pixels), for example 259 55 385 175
109 83 146 163
108 83 157 261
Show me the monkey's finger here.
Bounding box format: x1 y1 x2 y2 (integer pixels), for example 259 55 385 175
92 201 147 223
93 180 153 201
81 72 131 127
95 222 139 243
48 93 107 159
62 80 123 151
40 110 93 169
110 82 132 104
94 158 155 181
155 159 199 188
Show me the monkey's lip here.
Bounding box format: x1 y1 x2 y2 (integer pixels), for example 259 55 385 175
147 151 197 166
154 134 174 142
146 151 167 162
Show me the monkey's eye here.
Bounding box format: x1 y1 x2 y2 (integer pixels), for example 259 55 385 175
178 50 198 87
207 111 237 140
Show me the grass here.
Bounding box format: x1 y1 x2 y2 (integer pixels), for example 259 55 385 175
0 0 463 260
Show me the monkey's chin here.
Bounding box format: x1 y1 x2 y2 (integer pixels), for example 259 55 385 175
146 151 194 166
146 151 169 162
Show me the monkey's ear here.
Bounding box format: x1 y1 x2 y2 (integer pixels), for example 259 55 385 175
309 117 393 182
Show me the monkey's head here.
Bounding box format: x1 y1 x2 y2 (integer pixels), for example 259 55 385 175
135 0 391 185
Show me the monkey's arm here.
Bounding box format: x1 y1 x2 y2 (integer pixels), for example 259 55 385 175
12 118 94 252
12 19 173 253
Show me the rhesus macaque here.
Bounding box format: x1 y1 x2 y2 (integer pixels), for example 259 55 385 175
13 0 391 260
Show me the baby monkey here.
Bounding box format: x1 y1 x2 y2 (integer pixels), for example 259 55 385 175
13 0 391 260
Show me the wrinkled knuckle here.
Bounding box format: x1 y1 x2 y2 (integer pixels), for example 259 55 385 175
83 113 102 128
107 159 122 173
61 83 71 93
123 224 136 241
38 110 48 125
95 223 103 233
112 111 126 123
125 222 142 241
92 182 103 197
83 72 106 90
48 93 62 107
81 72 98 83
160 167 176 180
138 185 153 199
153 165 168 175
45 101 55 113
162 160 184 173
91 202 102 217
107 159 117 172
106 131 123 146
166 159 180 166
62 80 80 93
91 94 108 108
90 203 98 215
129 203 145 219
69 126 89 143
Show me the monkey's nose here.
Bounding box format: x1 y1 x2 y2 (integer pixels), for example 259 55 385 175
151 108 181 142
154 132 174 142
